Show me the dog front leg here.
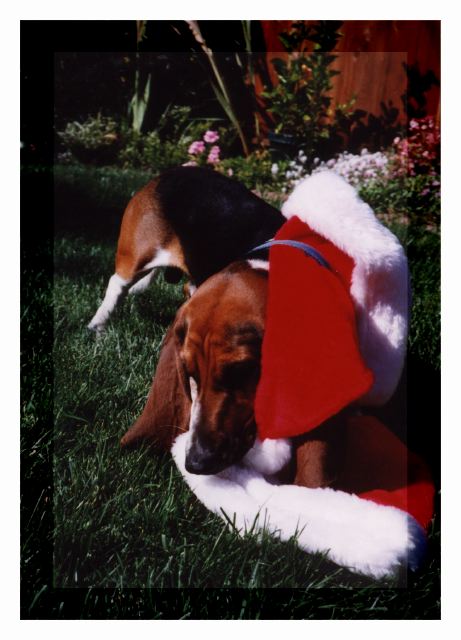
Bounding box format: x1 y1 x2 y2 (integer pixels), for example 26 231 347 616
293 412 348 488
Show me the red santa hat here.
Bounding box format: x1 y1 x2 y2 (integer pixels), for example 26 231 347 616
255 170 410 441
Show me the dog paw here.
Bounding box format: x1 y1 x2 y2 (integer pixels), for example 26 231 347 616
87 320 106 337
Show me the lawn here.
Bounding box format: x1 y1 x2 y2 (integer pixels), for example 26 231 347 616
21 165 440 618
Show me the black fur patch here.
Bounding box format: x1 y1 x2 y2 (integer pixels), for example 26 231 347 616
155 167 284 284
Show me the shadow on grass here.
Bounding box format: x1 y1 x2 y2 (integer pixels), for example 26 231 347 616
55 184 123 246
54 164 154 245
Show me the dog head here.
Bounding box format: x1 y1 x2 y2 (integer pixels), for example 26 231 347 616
174 261 268 475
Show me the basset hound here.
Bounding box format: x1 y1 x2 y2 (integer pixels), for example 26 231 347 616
88 166 284 334
120 259 343 487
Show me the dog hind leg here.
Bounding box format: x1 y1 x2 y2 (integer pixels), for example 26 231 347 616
88 273 130 334
128 269 158 295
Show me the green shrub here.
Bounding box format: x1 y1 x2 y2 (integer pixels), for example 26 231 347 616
359 174 440 228
117 106 235 172
118 129 188 171
58 114 120 165
262 21 354 166
218 152 289 192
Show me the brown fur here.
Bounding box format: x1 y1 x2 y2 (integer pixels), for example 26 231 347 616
120 324 190 450
115 180 187 282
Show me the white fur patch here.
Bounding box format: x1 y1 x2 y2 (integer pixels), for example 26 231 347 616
88 273 128 332
281 171 409 405
186 378 200 457
188 378 200 432
247 259 269 271
142 248 173 271
189 377 198 403
172 431 426 579
242 437 291 475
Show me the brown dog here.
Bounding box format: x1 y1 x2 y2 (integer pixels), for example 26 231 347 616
121 260 344 487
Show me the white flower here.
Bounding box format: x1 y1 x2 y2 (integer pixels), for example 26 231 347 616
271 163 279 176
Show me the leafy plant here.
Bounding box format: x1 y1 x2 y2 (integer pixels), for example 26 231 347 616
57 115 120 165
118 105 231 171
218 151 290 196
129 66 151 133
262 21 355 165
58 115 118 151
186 20 251 156
359 173 440 228
118 129 188 171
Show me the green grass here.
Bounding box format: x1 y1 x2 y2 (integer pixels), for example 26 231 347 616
22 165 440 617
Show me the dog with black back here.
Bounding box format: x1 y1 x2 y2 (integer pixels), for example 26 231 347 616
88 166 284 334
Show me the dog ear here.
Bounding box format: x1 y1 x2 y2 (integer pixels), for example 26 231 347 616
120 324 191 451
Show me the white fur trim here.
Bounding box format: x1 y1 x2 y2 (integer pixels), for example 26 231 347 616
242 437 291 475
172 432 426 579
281 171 409 405
247 258 269 271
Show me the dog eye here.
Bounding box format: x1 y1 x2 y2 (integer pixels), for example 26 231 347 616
219 360 259 390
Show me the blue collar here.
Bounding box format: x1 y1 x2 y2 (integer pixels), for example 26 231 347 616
247 239 332 271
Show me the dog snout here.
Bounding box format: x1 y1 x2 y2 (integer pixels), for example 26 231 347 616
185 439 231 475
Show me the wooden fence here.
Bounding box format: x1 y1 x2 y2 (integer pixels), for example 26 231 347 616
259 20 440 124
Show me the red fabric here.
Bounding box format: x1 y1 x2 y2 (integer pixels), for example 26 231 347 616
255 216 374 440
340 416 435 530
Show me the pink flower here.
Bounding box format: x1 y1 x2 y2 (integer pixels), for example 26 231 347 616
188 140 205 155
207 145 220 165
203 130 220 144
182 160 198 167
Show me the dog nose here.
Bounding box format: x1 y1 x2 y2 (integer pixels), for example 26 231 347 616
185 441 227 475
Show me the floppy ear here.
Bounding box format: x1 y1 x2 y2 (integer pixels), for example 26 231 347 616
120 321 191 451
